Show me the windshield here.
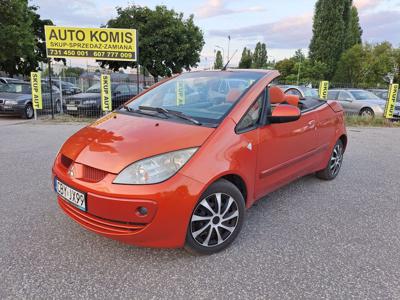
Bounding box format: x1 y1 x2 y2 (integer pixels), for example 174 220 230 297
350 91 381 100
86 83 101 93
0 83 31 94
124 71 263 124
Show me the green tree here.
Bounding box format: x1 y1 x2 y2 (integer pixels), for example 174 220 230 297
0 0 35 76
275 58 296 79
309 0 354 79
333 44 365 86
214 50 223 69
99 5 204 81
238 47 253 69
345 6 363 49
252 42 268 68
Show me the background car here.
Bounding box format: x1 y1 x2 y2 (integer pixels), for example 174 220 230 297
0 77 23 84
279 85 320 99
327 89 387 117
369 88 400 118
0 81 62 119
49 80 82 96
64 82 141 117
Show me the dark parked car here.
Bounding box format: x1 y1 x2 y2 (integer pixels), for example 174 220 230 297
50 80 81 95
64 82 141 117
0 81 61 119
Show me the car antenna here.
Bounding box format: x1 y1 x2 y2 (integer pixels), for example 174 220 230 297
222 49 238 71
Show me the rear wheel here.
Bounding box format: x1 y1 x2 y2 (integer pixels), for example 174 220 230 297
360 108 374 118
23 103 34 119
185 179 245 255
316 139 344 180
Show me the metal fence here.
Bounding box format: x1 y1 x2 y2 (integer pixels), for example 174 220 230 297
35 75 156 120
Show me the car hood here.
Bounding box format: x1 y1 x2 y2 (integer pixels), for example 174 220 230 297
60 113 215 174
0 93 31 101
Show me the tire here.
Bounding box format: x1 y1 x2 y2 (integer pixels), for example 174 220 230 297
23 103 34 119
185 179 245 255
316 139 344 180
359 107 375 118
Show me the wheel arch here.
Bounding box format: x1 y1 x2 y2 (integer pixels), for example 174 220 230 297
219 173 248 206
339 134 348 151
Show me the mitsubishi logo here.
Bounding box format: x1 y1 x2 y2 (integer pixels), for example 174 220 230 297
68 165 75 177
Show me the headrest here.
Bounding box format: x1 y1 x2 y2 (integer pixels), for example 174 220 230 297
269 86 285 104
226 89 242 103
284 94 300 107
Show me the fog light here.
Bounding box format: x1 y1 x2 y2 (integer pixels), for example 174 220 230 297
137 206 148 216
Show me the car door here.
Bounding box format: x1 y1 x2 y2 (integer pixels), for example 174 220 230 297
254 88 318 199
41 83 50 109
337 91 357 113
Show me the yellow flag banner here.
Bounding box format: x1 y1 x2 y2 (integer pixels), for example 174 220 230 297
176 81 185 106
384 84 399 119
30 72 42 110
319 81 329 100
101 75 112 112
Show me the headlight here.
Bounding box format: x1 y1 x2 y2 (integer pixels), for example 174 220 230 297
83 100 98 104
5 100 18 105
113 148 198 184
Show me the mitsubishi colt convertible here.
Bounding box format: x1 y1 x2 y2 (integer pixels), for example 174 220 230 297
52 70 347 255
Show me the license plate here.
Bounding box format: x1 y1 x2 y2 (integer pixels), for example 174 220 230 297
67 105 78 111
55 179 86 211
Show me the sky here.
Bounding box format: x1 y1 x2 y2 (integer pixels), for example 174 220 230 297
32 0 400 69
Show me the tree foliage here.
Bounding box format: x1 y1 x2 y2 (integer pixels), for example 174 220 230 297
309 0 361 79
99 5 204 80
334 42 399 86
238 47 253 69
252 42 268 69
214 50 223 69
0 0 35 76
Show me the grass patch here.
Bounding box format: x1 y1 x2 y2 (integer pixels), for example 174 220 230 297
345 115 400 127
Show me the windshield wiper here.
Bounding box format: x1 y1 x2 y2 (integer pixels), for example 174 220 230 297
139 106 202 126
122 104 168 119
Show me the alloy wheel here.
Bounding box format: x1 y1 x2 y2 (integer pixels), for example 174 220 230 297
190 193 239 248
26 105 34 119
330 143 343 176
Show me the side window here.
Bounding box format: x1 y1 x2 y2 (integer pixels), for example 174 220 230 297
115 85 130 94
338 91 351 101
328 91 339 100
236 93 264 132
41 83 49 93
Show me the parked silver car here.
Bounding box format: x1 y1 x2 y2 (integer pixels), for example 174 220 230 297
328 89 387 117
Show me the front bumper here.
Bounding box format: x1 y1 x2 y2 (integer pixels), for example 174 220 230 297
0 103 24 115
52 156 205 248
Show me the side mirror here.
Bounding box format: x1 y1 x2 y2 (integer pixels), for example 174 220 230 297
113 91 121 96
345 98 353 102
268 105 301 124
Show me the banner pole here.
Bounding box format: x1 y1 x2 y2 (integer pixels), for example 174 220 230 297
48 60 54 119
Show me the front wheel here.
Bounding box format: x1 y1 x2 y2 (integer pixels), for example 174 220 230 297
316 139 344 180
23 103 34 119
185 179 245 255
360 108 374 118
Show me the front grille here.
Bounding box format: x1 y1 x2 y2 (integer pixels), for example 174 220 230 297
81 165 108 182
59 198 145 235
60 154 73 169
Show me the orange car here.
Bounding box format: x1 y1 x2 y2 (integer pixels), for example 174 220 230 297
52 70 347 255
